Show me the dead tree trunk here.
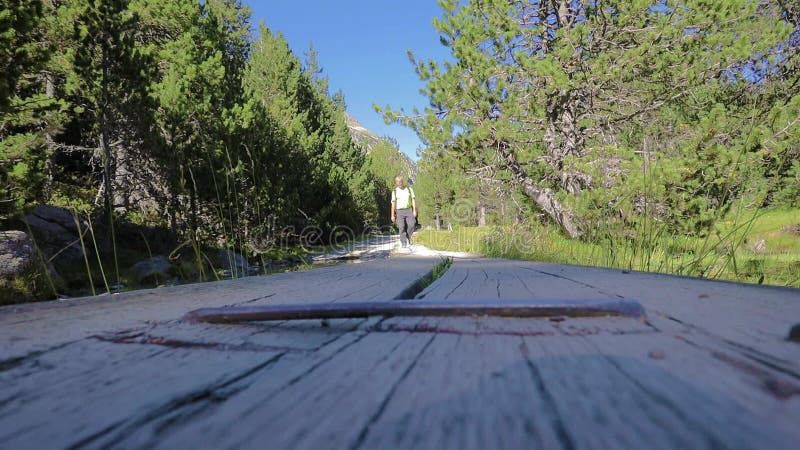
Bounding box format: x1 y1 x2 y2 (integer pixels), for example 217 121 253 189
496 140 582 238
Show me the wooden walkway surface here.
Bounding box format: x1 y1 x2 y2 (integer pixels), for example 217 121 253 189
1 251 799 449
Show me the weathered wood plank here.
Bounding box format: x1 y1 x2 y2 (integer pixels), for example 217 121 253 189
352 330 798 450
0 314 390 449
356 332 570 449
416 258 621 300
2 253 799 449
81 321 797 450
0 256 438 361
122 327 433 450
417 258 800 368
580 332 800 438
518 333 795 450
0 339 284 449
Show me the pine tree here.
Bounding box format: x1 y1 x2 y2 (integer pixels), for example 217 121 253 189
0 0 64 219
65 0 153 216
383 0 792 237
244 24 375 236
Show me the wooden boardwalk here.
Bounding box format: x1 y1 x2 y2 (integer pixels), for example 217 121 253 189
1 250 799 449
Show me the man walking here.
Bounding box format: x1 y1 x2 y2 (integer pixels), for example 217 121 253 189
390 176 417 249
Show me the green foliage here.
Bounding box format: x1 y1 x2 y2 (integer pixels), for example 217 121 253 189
382 0 800 296
2 1 403 299
384 0 797 240
0 259 60 305
0 0 47 111
366 138 408 187
0 0 66 220
242 24 374 234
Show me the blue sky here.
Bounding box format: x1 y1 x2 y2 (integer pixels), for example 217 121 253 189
247 1 452 160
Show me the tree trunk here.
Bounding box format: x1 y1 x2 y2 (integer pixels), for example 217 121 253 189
544 90 588 195
101 42 113 217
188 166 198 244
43 72 56 201
518 177 581 238
496 140 582 238
543 2 590 196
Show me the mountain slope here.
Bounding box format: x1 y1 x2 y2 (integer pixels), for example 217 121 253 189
345 113 417 180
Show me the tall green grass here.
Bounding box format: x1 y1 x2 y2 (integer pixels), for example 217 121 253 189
415 208 800 288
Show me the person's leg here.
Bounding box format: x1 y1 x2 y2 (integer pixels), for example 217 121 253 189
407 213 417 245
396 211 408 246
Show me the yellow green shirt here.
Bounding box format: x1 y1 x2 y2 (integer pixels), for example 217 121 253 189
391 187 415 209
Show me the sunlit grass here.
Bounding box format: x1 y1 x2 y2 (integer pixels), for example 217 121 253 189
415 208 800 288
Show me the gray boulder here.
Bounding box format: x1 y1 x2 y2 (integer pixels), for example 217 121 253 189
0 231 36 279
218 249 258 277
130 255 173 283
23 205 86 263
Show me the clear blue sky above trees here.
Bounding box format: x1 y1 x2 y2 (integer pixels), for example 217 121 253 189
248 1 451 160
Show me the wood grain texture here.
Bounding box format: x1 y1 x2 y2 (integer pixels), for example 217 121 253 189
417 258 800 367
0 255 438 361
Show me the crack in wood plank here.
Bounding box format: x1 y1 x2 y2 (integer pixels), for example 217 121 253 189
66 352 288 450
338 281 384 301
669 334 800 400
229 292 277 306
350 333 437 450
92 332 312 353
377 322 558 337
583 339 738 449
519 340 577 450
374 320 657 337
518 266 625 299
708 350 800 400
513 272 537 297
442 269 470 300
0 340 84 373
663 314 800 380
95 326 382 449
273 331 373 390
220 330 427 448
717 339 800 380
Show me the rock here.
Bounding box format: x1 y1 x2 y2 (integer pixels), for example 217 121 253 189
157 277 181 287
0 230 63 303
23 205 86 263
218 249 258 277
130 255 172 283
0 231 36 279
